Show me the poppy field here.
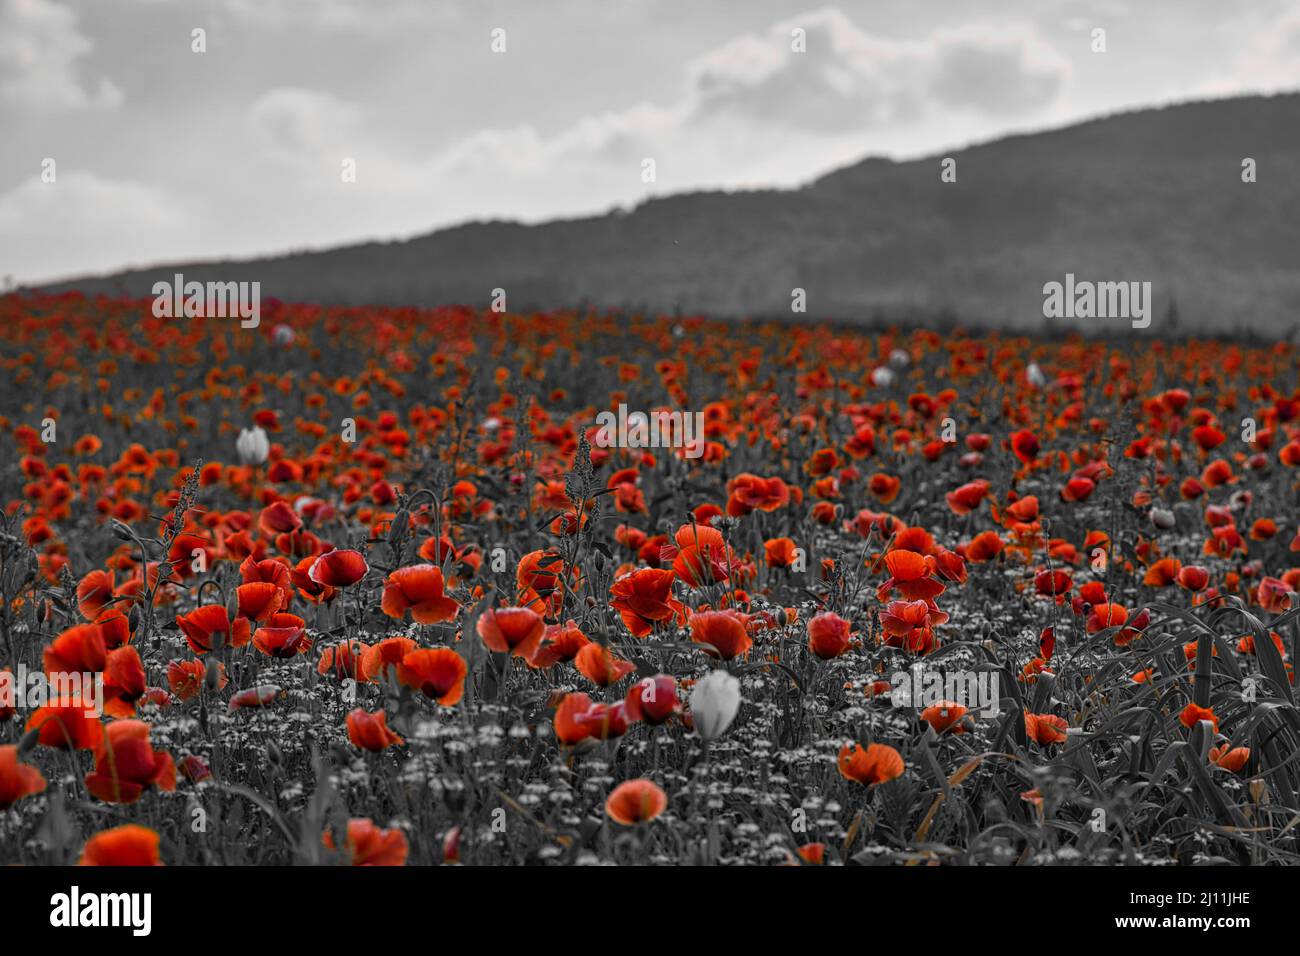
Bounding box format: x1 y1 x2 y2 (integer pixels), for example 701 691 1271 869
3 293 1300 867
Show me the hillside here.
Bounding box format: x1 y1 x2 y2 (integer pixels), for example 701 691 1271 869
33 93 1300 333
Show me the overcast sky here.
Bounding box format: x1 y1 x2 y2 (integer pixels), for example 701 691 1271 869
3 0 1299 284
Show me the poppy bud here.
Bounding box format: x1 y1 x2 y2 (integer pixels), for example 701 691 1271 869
388 509 410 544
266 740 282 766
442 826 461 864
110 519 134 542
18 726 41 755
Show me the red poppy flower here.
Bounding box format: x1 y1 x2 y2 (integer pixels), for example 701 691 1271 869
554 691 597 745
397 648 468 704
102 646 147 717
43 623 107 676
79 825 163 866
1033 568 1072 602
1143 557 1182 587
868 473 901 504
362 637 418 683
76 569 115 620
476 607 546 659
1192 424 1226 451
1086 602 1129 633
1177 565 1210 592
725 473 791 516
560 691 631 742
1060 476 1096 502
764 537 800 568
878 549 945 602
228 685 281 711
574 642 637 686
0 745 46 809
578 700 631 739
1010 429 1040 464
921 701 968 735
624 675 680 724
167 658 226 701
530 620 591 668
258 500 302 535
236 581 283 622
610 567 686 637
1179 703 1219 730
84 720 176 803
946 479 990 516
837 742 905 785
670 523 737 587
966 530 1004 562
309 548 369 588
807 611 852 660
516 549 570 596
252 612 311 658
291 553 337 604
94 610 131 650
1209 745 1250 773
176 604 251 654
381 565 460 624
1256 577 1295 613
325 819 408 866
347 708 404 751
239 556 293 602
689 610 752 660
318 640 370 682
1023 711 1069 745
25 697 103 750
605 779 668 825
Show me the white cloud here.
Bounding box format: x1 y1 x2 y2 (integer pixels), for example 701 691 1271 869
0 172 201 282
0 0 122 110
423 8 1071 189
246 87 363 158
1192 9 1300 96
222 0 453 33
5 7 1076 283
684 10 1069 131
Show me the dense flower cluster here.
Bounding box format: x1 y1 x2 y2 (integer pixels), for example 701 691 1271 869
0 295 1296 865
